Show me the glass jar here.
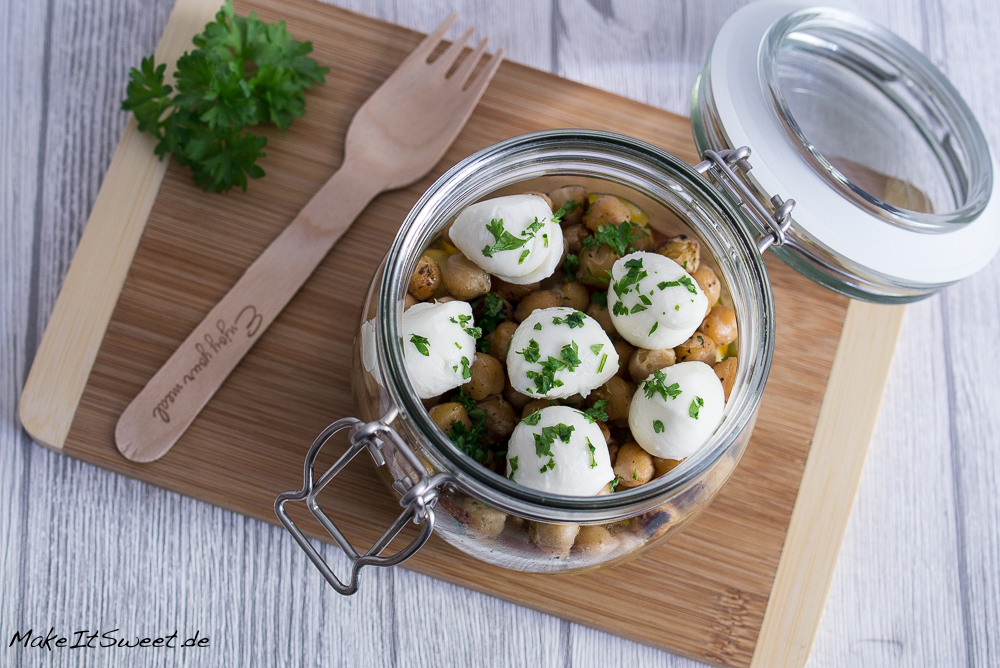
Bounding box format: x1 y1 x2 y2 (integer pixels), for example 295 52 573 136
275 130 776 593
276 1 999 594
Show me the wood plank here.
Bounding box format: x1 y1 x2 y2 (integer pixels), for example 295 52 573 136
18 0 220 451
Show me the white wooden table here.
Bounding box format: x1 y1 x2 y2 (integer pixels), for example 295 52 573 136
3 0 998 666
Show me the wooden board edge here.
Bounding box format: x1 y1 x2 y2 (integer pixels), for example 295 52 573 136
749 300 907 668
17 0 220 451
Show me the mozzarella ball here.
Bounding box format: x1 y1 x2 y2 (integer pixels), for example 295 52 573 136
401 301 478 399
506 307 618 399
505 406 614 495
607 252 708 349
628 361 725 459
449 194 564 284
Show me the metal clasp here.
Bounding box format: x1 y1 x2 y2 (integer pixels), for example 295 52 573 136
694 147 795 253
274 417 455 595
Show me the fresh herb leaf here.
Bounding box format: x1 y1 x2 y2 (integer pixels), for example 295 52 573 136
582 220 643 256
657 275 698 294
597 353 608 373
121 0 328 193
450 314 482 339
590 291 608 307
629 303 647 314
584 399 609 423
641 369 682 401
459 356 473 380
590 343 604 356
409 334 430 356
539 458 556 473
610 257 648 299
534 322 542 330
563 253 579 281
524 342 581 395
476 338 491 353
609 477 621 492
552 311 585 328
522 410 542 426
551 199 580 224
689 396 704 419
586 437 598 468
482 216 545 259
508 456 518 480
518 339 541 364
653 419 665 433
475 293 507 332
518 249 530 265
612 301 629 316
648 321 659 335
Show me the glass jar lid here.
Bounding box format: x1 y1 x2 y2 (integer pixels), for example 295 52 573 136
692 0 1000 302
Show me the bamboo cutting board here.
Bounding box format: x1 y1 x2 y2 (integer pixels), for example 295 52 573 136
18 0 905 666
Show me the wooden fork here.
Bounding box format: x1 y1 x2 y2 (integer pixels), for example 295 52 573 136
115 15 504 463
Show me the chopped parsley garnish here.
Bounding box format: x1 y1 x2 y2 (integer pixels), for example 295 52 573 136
446 388 489 463
586 437 598 468
649 322 659 335
450 314 482 339
518 339 541 364
689 396 704 419
522 410 542 426
632 468 638 480
653 419 665 433
609 477 621 492
534 323 542 330
474 293 507 332
629 303 647 314
409 334 430 356
533 423 575 473
563 253 579 281
612 301 629 316
551 199 580 224
584 399 609 423
508 456 518 480
518 249 530 265
582 220 643 256
482 216 545 260
642 368 682 401
590 343 604 356
610 257 648 299
459 356 473 380
657 275 698 295
552 311 585 328
524 341 582 395
476 338 491 353
597 353 608 373
590 291 608 307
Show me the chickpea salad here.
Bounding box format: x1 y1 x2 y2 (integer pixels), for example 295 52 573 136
401 186 739 497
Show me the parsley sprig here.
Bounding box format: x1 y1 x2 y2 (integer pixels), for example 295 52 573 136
481 217 545 261
447 389 489 463
551 311 585 328
583 221 644 256
584 399 609 423
533 423 575 473
518 340 583 395
122 0 328 192
657 275 699 295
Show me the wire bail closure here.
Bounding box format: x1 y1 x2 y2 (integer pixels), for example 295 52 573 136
275 417 455 595
694 147 795 253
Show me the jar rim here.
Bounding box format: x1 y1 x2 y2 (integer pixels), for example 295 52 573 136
377 130 775 523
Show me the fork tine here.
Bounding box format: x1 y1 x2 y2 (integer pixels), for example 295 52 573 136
437 26 475 73
464 47 505 93
453 37 490 86
404 13 458 64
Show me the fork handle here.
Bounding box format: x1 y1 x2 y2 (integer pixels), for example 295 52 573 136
115 162 383 462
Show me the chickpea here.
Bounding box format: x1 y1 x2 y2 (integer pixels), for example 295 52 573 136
522 398 552 418
549 185 587 225
404 293 418 311
463 353 505 400
607 443 619 467
429 402 471 433
440 221 455 247
529 521 580 555
598 422 611 444
588 376 634 424
574 525 620 555
614 442 655 488
586 301 617 338
557 281 589 311
408 253 442 301
655 234 700 273
577 244 619 286
524 191 554 210
583 195 630 232
675 331 717 364
461 497 506 537
442 253 491 300
514 290 563 322
504 378 532 411
596 482 612 495
479 396 517 442
714 357 737 402
701 305 737 346
628 348 676 384
652 456 683 478
493 278 538 302
630 225 655 252
692 265 721 307
612 339 634 379
484 321 518 363
562 224 588 254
